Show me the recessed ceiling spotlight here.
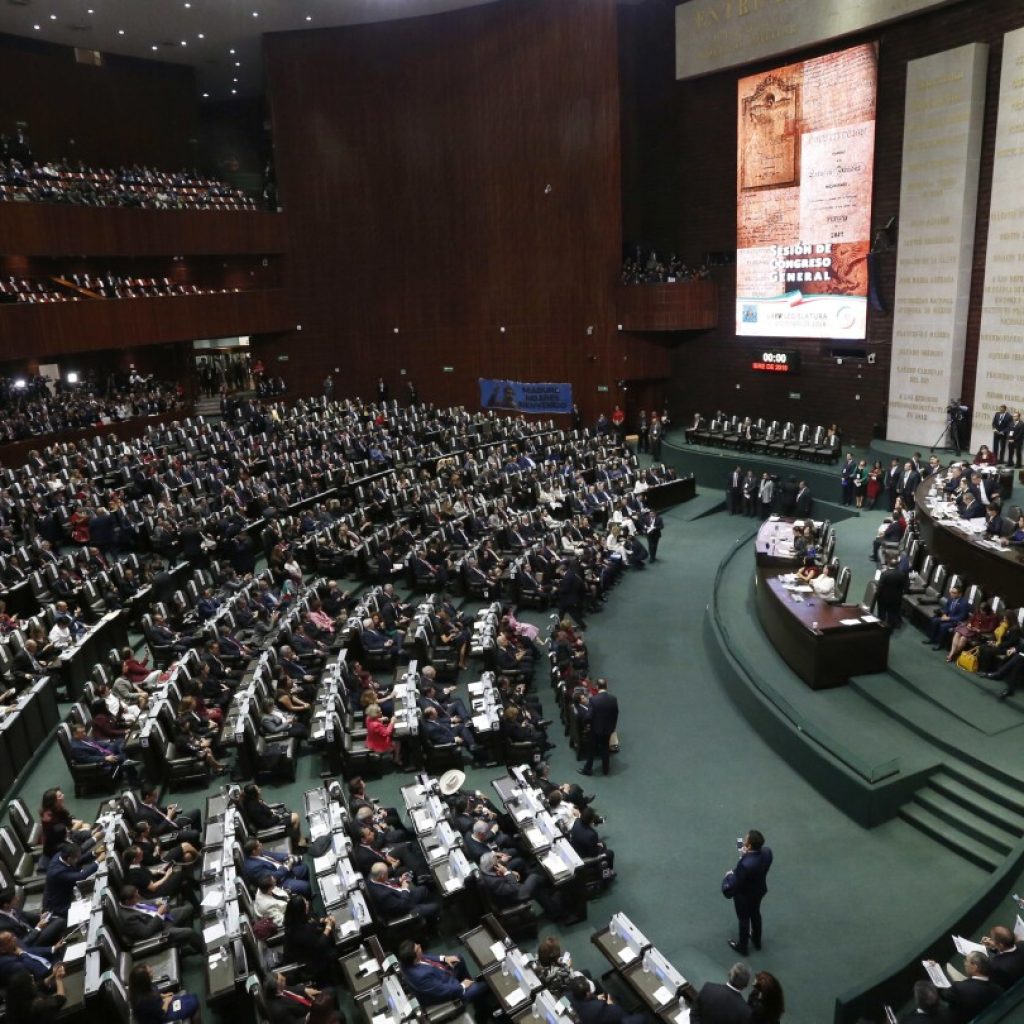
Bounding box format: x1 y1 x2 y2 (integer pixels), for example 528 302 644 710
117 29 125 35
235 61 241 67
252 11 258 17
87 8 94 13
231 89 237 94
184 2 191 7
306 15 312 20
33 23 40 29
151 44 158 50
197 33 204 39
49 14 57 20
180 40 187 46
229 48 235 54
202 92 209 98
232 78 238 83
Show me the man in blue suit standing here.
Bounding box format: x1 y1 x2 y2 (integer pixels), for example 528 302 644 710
578 679 619 777
724 830 773 956
398 940 490 1010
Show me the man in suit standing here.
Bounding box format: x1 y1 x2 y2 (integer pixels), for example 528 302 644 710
692 962 753 1023
993 405 1013 462
578 678 618 777
872 555 908 629
724 830 773 956
794 480 812 516
900 461 922 508
727 467 743 516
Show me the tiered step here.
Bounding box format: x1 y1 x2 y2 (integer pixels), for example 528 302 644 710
898 765 1024 871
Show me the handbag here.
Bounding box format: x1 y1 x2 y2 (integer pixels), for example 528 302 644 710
957 647 980 673
722 870 737 899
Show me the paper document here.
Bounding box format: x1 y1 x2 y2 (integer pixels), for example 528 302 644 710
506 987 527 1006
444 877 460 892
472 715 491 732
67 899 91 927
618 947 637 964
1015 915 1024 942
340 919 359 935
203 921 227 945
840 618 861 626
922 961 951 988
490 941 507 962
653 986 672 1005
952 935 988 957
201 890 225 910
62 941 88 963
675 1009 691 1024
861 614 880 623
358 960 379 976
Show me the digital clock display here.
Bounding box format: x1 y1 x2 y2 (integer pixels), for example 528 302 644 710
751 350 800 374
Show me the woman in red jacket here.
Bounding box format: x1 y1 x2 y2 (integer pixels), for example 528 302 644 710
365 703 403 768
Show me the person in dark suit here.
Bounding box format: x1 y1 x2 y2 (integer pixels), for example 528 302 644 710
981 925 1024 989
398 940 491 1009
1009 413 1024 469
725 830 773 956
993 405 1013 462
923 587 970 650
567 976 647 1024
242 839 310 895
118 885 203 954
366 862 440 927
0 929 57 985
42 844 99 919
478 851 563 921
900 462 921 507
871 556 908 629
135 787 202 846
578 679 618 777
794 481 812 516
692 962 753 1023
938 951 1003 1022
556 562 588 628
0 890 65 947
898 980 956 1023
569 806 615 870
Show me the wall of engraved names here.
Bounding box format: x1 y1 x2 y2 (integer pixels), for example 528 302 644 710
886 43 988 446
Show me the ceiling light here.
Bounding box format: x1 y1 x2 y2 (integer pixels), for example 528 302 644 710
306 15 312 21
197 33 204 39
229 48 235 54
235 61 241 67
151 44 158 50
232 78 238 83
118 29 125 35
87 8 94 13
202 92 209 98
180 40 187 46
252 11 258 18
231 89 237 95
33 24 40 30
49 14 57 20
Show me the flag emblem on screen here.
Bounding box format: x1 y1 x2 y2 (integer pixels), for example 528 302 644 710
742 305 758 323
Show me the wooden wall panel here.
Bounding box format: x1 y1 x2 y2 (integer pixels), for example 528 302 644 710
0 33 196 170
264 0 663 420
0 204 287 257
614 281 718 332
621 0 1024 446
0 290 295 359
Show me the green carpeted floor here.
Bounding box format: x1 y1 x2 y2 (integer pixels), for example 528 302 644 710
9 486 1015 1024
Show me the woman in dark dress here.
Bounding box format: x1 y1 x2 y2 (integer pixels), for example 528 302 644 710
39 788 99 866
282 895 337 984
6 965 66 1023
128 964 200 1024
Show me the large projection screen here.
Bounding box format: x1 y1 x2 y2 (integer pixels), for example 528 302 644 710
736 43 878 340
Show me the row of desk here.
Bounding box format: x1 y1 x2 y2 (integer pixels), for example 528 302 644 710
915 473 1024 607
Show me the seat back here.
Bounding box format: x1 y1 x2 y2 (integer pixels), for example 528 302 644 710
7 798 40 851
834 566 851 604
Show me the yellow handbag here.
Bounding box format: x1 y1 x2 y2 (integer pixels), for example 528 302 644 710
957 647 980 673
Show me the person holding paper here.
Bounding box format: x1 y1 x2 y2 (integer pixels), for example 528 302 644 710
981 925 1024 989
937 951 1003 1021
724 830 773 956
